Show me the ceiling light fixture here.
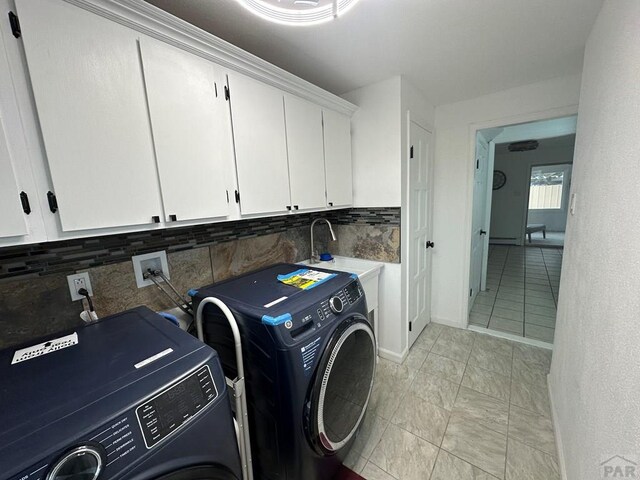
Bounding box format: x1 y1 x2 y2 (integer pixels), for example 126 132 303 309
234 0 362 26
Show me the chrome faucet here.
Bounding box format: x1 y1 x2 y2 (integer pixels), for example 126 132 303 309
310 218 336 264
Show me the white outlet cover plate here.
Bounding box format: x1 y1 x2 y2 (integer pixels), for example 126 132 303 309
67 272 93 301
132 251 170 288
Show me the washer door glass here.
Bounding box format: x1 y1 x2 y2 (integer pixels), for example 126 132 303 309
312 316 376 453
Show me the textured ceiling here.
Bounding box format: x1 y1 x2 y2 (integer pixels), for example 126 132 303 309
144 0 603 105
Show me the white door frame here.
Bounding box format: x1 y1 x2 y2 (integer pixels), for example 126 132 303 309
480 140 495 291
461 105 578 327
402 110 434 350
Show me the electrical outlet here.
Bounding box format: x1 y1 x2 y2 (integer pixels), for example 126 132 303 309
132 251 170 288
67 272 93 301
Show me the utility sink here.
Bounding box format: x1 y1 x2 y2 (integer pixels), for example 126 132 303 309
299 255 383 283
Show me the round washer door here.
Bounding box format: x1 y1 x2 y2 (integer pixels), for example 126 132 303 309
306 315 376 455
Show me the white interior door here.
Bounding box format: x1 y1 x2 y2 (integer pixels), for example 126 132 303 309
469 134 489 310
284 95 326 211
0 116 28 238
227 72 290 215
408 121 433 347
140 38 232 223
17 0 163 231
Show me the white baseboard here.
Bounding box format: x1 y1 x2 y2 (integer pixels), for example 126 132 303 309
431 317 466 329
547 377 568 479
378 346 407 364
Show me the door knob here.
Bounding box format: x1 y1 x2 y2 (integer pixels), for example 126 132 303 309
480 230 487 235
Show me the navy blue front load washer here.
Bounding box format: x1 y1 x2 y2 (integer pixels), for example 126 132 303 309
192 263 377 480
0 306 242 480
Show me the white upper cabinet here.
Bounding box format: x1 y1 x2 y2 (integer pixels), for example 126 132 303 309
323 109 353 208
139 38 233 223
227 72 291 216
284 95 326 211
17 0 163 232
0 117 27 238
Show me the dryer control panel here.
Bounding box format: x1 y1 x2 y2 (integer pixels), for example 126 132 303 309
8 364 219 480
136 365 218 448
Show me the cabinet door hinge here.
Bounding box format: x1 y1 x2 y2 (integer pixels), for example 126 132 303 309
8 12 20 39
410 145 414 159
226 190 229 203
46 191 58 213
409 321 412 332
19 191 31 214
476 159 480 169
224 85 230 101
469 288 473 297
234 190 240 203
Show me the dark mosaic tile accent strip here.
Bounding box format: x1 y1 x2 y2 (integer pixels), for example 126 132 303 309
0 208 400 281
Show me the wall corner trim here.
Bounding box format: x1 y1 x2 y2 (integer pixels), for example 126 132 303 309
378 346 407 364
548 376 568 480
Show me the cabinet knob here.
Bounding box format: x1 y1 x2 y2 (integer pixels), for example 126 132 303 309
152 216 160 223
328 202 333 207
286 205 292 211
293 205 299 210
169 214 177 222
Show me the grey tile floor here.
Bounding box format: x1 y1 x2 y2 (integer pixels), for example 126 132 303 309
344 325 559 480
469 246 562 343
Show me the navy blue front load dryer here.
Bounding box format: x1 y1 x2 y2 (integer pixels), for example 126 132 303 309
193 263 377 480
0 306 242 480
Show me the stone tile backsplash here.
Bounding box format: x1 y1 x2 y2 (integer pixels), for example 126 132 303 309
0 208 399 348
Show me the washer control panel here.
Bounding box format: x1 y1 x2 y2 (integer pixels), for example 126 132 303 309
285 280 365 343
136 365 218 449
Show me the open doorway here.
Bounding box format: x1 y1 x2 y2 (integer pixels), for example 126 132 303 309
467 116 576 345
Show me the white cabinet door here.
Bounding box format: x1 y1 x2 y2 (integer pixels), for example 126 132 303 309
227 73 290 215
323 110 353 207
17 0 163 232
284 95 326 211
0 117 27 238
140 38 232 223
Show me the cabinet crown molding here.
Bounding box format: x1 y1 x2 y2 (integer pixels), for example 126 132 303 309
64 0 358 116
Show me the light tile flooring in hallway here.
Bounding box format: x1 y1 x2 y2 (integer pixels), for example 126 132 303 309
344 325 558 480
469 246 563 343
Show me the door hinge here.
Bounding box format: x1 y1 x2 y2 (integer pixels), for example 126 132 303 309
224 85 230 101
476 159 480 169
469 288 473 297
46 191 58 213
19 191 31 214
8 12 20 39
409 321 412 332
410 146 414 159
234 190 240 203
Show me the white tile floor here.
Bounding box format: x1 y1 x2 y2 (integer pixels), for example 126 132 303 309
344 325 559 480
469 246 562 343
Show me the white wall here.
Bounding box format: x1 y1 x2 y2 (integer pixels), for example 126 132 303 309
342 77 402 207
342 76 434 360
491 143 575 242
431 74 581 327
549 1 640 478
